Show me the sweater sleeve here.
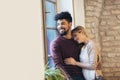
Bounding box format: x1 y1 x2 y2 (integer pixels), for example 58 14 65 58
50 40 72 80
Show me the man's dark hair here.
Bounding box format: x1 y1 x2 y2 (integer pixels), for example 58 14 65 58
55 11 72 22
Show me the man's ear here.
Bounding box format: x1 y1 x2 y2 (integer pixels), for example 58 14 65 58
69 22 72 28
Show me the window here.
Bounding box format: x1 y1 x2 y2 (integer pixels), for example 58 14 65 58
43 0 57 68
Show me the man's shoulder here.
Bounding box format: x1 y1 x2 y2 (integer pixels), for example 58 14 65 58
51 36 62 45
52 36 63 42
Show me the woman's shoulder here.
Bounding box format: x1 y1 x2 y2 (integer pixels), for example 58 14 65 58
87 40 94 47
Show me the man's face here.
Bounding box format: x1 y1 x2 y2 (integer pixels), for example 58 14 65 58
57 19 72 36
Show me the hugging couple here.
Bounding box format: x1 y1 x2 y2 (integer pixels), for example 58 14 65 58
50 11 104 80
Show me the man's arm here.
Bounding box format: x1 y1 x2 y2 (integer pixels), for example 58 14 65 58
50 41 72 80
64 41 97 70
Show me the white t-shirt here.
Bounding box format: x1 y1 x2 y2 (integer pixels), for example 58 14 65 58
80 40 96 80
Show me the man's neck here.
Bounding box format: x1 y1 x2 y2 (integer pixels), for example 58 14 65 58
63 32 72 39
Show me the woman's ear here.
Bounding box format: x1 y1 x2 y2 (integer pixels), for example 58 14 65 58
81 31 85 36
78 31 81 33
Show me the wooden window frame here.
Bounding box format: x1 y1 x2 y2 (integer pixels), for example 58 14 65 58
42 0 57 64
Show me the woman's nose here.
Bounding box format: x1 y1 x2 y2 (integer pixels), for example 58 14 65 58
75 37 79 41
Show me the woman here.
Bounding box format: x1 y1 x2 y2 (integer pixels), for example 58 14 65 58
64 26 100 80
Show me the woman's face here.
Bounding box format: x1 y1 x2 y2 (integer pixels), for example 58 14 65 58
72 31 84 43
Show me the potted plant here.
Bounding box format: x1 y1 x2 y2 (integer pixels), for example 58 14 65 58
45 63 66 80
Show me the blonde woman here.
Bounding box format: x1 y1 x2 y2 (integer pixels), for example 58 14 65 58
64 26 101 80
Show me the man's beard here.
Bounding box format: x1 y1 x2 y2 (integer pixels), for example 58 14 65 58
60 31 67 36
58 28 69 36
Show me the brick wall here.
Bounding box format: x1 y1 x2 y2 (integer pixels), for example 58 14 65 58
85 0 120 80
85 0 103 49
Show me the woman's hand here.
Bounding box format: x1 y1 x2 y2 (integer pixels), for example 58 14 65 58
64 57 77 65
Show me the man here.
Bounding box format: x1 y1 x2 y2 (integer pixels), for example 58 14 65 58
50 11 85 80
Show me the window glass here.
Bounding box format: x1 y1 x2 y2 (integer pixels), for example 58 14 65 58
45 1 56 28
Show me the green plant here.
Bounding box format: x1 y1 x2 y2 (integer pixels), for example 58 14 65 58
45 63 66 80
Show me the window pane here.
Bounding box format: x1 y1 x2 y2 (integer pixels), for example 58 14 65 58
48 56 54 68
47 29 57 54
45 1 56 28
47 29 57 67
